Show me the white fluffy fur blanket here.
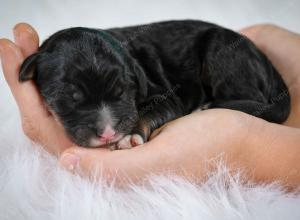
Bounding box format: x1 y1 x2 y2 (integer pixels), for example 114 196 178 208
0 114 300 220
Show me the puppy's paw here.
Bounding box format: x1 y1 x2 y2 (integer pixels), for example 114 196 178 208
117 135 132 149
131 134 144 146
117 134 144 149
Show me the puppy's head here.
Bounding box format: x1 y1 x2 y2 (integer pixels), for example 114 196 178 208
19 28 147 147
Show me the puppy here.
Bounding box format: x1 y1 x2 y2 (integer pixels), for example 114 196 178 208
19 20 290 149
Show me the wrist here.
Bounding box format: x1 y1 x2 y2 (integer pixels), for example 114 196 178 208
232 116 300 189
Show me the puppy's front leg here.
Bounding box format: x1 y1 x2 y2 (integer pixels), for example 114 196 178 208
117 93 184 149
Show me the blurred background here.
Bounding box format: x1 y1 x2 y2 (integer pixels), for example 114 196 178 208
0 0 299 119
1 0 300 40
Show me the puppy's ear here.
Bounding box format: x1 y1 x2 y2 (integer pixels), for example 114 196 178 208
19 53 40 81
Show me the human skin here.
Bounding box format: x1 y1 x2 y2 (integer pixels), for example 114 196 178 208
0 23 299 189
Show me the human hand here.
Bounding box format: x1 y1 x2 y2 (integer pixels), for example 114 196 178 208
57 24 300 185
1 23 300 187
0 24 254 185
59 108 254 185
0 23 73 155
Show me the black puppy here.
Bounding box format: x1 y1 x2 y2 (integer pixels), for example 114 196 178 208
19 20 290 149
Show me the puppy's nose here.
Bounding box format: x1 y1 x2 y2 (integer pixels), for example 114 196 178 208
98 125 116 141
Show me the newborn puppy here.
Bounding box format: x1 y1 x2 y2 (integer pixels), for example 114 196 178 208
19 20 290 149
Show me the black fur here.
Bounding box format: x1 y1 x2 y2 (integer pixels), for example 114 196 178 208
19 20 290 147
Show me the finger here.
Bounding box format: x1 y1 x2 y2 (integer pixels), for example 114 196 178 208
60 147 110 173
149 125 164 140
59 147 124 183
239 24 263 40
0 39 49 118
0 39 23 87
13 23 39 57
149 120 173 140
59 145 159 185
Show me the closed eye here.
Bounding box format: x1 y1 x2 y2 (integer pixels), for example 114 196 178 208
64 83 85 103
72 91 84 102
113 86 124 97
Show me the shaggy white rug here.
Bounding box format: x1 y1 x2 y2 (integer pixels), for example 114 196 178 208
0 115 300 220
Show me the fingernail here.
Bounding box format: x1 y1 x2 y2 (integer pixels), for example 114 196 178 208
13 26 34 41
60 153 80 171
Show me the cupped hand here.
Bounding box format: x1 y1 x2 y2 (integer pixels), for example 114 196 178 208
59 108 253 185
0 23 251 184
1 23 300 186
0 24 73 155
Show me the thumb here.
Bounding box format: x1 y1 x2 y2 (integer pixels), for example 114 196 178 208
59 145 156 184
59 147 113 177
